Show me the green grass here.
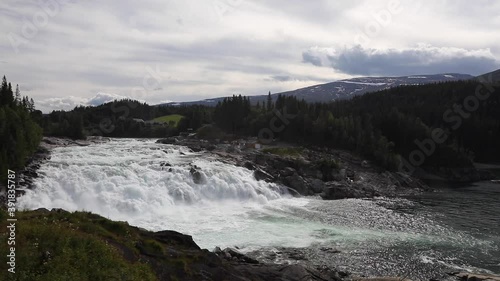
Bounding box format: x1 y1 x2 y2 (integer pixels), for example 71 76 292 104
0 209 161 281
262 146 304 157
152 114 184 127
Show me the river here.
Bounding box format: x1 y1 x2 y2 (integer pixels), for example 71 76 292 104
18 139 500 280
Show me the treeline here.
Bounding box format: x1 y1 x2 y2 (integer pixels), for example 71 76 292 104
212 82 499 170
42 99 214 138
46 80 499 171
213 93 401 169
0 76 43 181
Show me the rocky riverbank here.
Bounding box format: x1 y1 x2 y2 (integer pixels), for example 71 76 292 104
0 208 346 281
157 136 430 200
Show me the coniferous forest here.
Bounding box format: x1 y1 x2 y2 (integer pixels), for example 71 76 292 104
1 75 499 180
0 76 43 181
212 81 499 171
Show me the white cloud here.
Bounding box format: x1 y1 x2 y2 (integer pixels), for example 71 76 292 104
36 96 87 113
87 92 133 106
36 92 138 113
0 0 499 112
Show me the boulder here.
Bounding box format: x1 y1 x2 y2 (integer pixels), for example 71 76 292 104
233 263 342 281
218 248 259 264
189 165 204 184
206 144 217 151
309 178 325 194
332 168 346 181
254 153 268 165
321 182 364 200
243 161 255 170
299 165 323 180
284 174 309 195
156 137 178 145
150 230 200 250
213 246 223 255
353 277 411 281
254 169 274 182
280 167 296 177
453 272 500 281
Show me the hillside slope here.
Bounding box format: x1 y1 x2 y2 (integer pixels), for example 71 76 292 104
161 73 473 106
0 208 340 281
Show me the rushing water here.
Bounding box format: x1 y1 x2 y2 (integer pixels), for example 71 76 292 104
18 139 500 280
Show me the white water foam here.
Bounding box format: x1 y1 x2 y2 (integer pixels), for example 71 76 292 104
18 139 336 249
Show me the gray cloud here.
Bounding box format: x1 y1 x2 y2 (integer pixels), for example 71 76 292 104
1 0 499 112
268 74 331 83
304 45 500 76
302 52 322 67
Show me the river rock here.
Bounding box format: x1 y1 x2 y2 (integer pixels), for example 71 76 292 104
321 182 365 200
280 167 296 177
190 165 204 184
331 169 346 181
309 178 325 194
300 165 323 180
283 174 309 195
233 263 342 281
243 161 256 170
254 168 274 182
217 248 259 264
353 277 411 281
156 137 179 145
453 272 500 281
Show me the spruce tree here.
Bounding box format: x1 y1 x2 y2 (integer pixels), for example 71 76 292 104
0 76 14 106
15 84 21 105
266 91 272 112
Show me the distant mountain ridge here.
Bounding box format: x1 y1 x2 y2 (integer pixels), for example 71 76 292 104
160 73 474 106
476 69 500 83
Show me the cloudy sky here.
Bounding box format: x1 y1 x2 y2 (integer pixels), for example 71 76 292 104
1 0 499 112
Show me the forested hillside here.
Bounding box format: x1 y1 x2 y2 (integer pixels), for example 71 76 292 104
0 76 43 181
41 100 213 138
42 79 500 174
211 81 499 171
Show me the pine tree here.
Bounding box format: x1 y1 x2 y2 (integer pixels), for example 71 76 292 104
266 91 273 112
29 98 35 112
15 84 21 105
0 76 14 106
22 96 28 108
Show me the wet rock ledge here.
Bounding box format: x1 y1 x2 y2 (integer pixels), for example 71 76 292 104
157 136 430 199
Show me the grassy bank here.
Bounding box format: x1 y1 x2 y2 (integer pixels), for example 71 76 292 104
0 208 233 281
